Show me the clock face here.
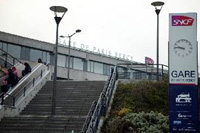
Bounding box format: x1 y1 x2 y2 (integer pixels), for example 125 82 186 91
174 39 193 57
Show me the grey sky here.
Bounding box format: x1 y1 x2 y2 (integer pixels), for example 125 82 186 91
0 0 200 66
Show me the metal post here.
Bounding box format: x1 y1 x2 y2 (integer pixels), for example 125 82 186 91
151 1 164 81
156 13 159 81
67 36 71 80
52 22 59 115
50 6 67 116
162 64 164 80
60 29 81 80
12 97 15 107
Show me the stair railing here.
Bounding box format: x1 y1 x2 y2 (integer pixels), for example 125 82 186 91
81 66 118 133
80 101 97 133
0 48 23 68
0 63 49 107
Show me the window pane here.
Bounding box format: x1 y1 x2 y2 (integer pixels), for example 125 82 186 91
8 44 21 58
0 42 3 55
117 67 126 72
21 47 30 60
46 52 50 64
42 51 50 64
87 61 91 72
94 62 103 74
30 49 42 62
57 54 66 67
0 42 2 49
87 61 94 72
73 58 83 70
42 52 47 63
2 42 7 52
103 64 110 75
66 56 73 68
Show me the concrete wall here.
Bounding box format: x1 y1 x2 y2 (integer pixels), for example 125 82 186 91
50 66 108 81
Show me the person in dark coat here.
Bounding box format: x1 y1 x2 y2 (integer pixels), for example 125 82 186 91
7 68 18 90
22 62 31 77
38 58 42 63
1 79 8 92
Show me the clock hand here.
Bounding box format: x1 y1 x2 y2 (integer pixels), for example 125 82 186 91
174 46 185 50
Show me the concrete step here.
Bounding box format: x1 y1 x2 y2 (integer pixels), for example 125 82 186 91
0 80 105 132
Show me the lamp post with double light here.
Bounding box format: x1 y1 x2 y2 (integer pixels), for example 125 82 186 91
60 29 81 80
50 6 67 115
151 1 164 81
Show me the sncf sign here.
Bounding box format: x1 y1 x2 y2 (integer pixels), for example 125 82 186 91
172 16 194 26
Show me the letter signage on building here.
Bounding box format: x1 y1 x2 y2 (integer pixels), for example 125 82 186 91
169 13 199 132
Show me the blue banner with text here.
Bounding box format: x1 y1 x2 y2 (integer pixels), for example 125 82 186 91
169 84 199 132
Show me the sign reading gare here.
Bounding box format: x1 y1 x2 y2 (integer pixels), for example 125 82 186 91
169 13 199 132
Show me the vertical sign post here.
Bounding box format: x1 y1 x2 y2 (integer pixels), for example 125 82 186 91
169 13 199 132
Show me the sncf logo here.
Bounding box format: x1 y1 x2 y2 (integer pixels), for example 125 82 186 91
172 16 194 26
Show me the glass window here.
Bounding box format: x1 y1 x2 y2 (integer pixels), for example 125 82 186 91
87 61 94 72
42 51 50 64
117 67 126 72
30 49 42 62
42 52 47 63
87 61 91 72
66 56 73 68
46 52 50 64
0 42 2 49
8 44 21 58
21 47 30 60
83 59 87 71
57 54 66 67
73 57 84 70
2 42 7 52
103 64 110 75
94 62 103 74
0 42 3 55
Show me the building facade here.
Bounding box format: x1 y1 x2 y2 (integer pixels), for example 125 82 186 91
0 31 146 81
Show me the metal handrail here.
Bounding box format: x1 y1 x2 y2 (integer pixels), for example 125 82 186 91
81 66 118 133
0 63 49 107
1 92 15 106
81 101 97 133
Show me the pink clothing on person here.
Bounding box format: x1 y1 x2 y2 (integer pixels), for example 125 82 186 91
11 67 18 78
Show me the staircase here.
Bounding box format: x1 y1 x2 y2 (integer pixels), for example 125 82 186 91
0 80 105 133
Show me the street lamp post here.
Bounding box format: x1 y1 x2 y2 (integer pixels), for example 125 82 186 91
151 1 164 81
50 6 67 115
60 29 81 80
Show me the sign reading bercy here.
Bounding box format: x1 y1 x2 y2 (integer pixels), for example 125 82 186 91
169 13 197 85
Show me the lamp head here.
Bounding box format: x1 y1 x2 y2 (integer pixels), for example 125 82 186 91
50 6 68 14
151 1 164 7
59 35 65 38
151 1 164 15
50 6 68 24
76 29 81 33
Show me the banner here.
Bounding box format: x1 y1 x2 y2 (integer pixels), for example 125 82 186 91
169 13 198 132
145 56 154 64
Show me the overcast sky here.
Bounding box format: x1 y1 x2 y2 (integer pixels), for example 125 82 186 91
0 0 200 66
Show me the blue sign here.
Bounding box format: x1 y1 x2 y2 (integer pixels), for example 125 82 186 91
169 85 199 132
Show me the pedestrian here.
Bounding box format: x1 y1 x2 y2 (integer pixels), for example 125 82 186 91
1 78 8 93
38 58 42 63
22 62 31 77
7 68 18 90
11 66 19 80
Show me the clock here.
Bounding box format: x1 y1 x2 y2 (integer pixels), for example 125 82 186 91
174 39 193 57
